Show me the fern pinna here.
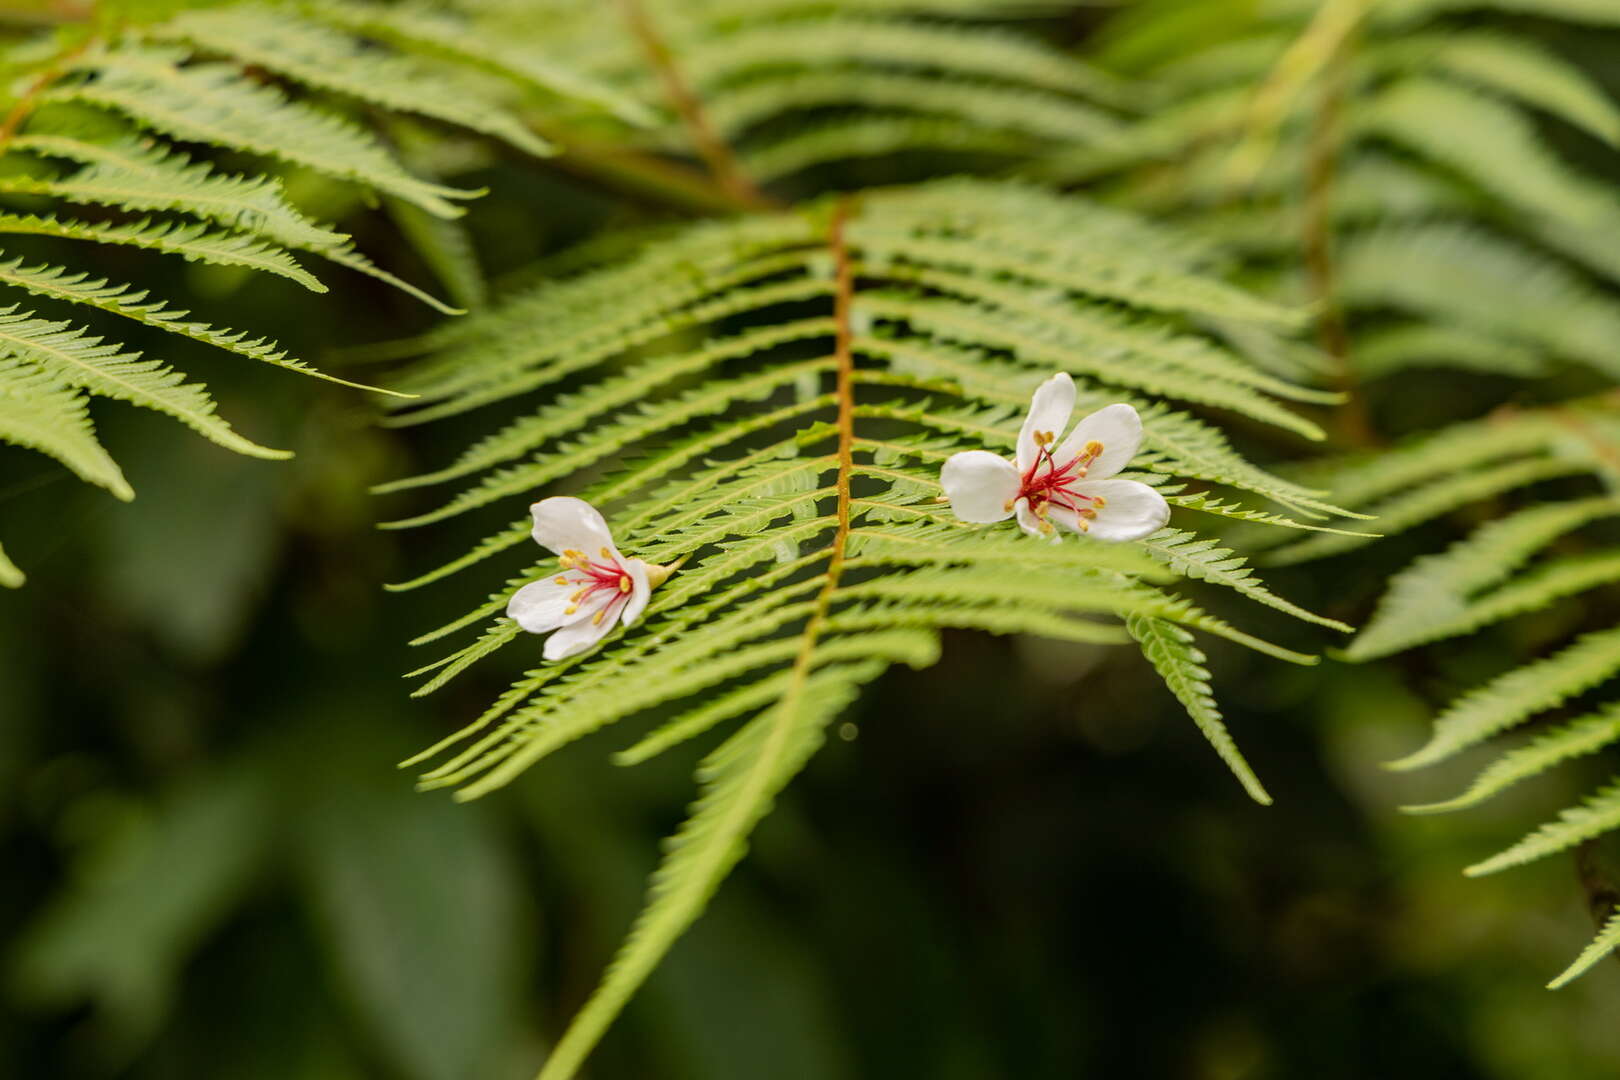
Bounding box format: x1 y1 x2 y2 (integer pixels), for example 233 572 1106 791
351 0 1135 199
1260 401 1620 988
1060 0 1620 389
379 178 1360 1078
0 0 633 585
1063 0 1620 987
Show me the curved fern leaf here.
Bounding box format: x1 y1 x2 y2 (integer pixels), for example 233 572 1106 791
1467 777 1620 877
1387 626 1620 772
1128 613 1272 805
0 306 285 460
1549 906 1620 989
0 355 129 499
48 46 477 218
151 6 555 159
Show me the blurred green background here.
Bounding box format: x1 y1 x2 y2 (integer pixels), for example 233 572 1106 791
3 59 1620 1080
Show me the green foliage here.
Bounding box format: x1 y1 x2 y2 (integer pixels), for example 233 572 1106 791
0 0 588 585
1076 0 1620 990
382 174 1350 1075
402 0 1135 187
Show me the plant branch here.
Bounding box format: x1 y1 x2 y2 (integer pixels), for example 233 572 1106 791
616 0 773 211
1300 25 1372 447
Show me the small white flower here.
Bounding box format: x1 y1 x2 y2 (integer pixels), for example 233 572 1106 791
506 497 674 660
939 372 1170 542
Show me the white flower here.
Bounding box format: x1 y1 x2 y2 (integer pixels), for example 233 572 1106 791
506 497 673 661
939 372 1170 542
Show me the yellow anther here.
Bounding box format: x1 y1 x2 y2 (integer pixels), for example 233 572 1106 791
1076 518 1090 532
599 546 613 560
1092 496 1107 508
1003 499 1015 512
564 604 578 616
618 576 631 593
592 609 607 625
1039 519 1055 535
1084 440 1103 457
554 575 569 585
570 587 587 603
1080 508 1097 519
1035 430 1054 446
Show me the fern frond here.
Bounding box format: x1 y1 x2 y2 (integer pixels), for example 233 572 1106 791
1466 777 1620 877
308 0 657 126
6 132 347 250
1548 906 1620 989
1344 550 1620 663
1347 497 1620 659
0 212 324 292
151 6 555 159
1128 613 1272 805
1386 32 1620 145
1363 79 1620 265
0 306 285 460
48 46 478 217
1139 527 1353 632
1387 626 1620 772
1404 702 1620 815
0 256 390 394
1338 224 1620 381
0 355 129 499
384 180 1342 801
531 657 898 1080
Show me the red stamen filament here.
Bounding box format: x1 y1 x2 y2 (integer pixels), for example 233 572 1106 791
1018 439 1104 519
559 547 633 622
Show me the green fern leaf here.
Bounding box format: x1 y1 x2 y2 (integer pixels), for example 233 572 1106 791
0 355 130 498
151 6 555 159
1348 497 1620 659
0 255 394 394
0 540 22 588
0 306 286 460
48 46 477 217
0 212 324 292
6 131 347 250
1128 613 1272 805
309 0 657 126
1344 550 1620 662
1386 625 1620 771
1548 906 1620 989
1388 32 1620 145
1404 702 1620 815
1466 777 1620 877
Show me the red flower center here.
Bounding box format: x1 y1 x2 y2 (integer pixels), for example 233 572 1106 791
1018 437 1104 517
558 547 633 622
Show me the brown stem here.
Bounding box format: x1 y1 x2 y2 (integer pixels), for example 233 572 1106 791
782 196 857 698
1300 43 1373 448
616 0 772 211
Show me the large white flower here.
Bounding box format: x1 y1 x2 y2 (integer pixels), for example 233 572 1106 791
506 497 673 660
939 373 1170 541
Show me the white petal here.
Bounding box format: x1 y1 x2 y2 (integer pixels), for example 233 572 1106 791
1016 372 1076 472
542 609 617 661
507 578 590 633
1071 479 1169 542
529 496 621 560
1055 403 1143 481
619 557 653 628
1014 498 1058 540
940 451 1019 523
